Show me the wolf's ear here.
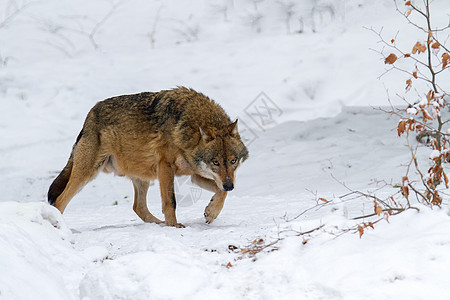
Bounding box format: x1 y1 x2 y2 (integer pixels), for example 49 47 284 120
199 127 210 143
229 119 239 137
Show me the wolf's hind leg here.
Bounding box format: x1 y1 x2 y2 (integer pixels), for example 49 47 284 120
132 178 163 224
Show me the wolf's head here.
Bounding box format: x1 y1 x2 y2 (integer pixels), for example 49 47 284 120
192 120 249 192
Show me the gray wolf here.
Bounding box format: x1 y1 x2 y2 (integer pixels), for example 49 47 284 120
48 87 249 227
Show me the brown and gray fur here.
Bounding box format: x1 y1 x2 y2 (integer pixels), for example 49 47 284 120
48 87 249 227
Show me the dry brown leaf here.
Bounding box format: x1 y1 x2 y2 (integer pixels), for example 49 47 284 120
412 71 418 79
426 90 433 102
368 222 374 229
385 53 398 64
398 120 406 136
226 262 233 269
390 196 398 206
412 42 426 54
431 42 440 49
401 176 409 199
406 119 415 131
432 140 438 150
442 53 450 69
374 199 382 216
402 176 408 185
432 192 441 205
357 225 364 238
405 1 411 5
375 204 382 216
404 53 411 58
406 79 412 92
228 245 238 252
401 186 409 198
406 9 412 17
422 109 434 121
318 197 329 203
444 172 449 188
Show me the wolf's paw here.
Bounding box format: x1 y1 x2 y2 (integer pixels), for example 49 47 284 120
143 215 164 224
204 207 219 224
165 220 185 228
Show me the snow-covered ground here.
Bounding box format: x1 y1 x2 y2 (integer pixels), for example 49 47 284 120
1 0 450 299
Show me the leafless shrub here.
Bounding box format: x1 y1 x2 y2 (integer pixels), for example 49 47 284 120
145 5 163 49
36 18 76 57
38 1 122 54
277 0 296 34
245 11 263 33
170 18 200 43
0 0 36 29
68 2 121 50
210 0 232 22
0 50 13 67
370 0 450 206
311 4 335 33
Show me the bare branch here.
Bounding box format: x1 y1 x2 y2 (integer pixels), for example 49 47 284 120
0 0 37 29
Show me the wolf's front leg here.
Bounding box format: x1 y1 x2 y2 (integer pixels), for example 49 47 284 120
204 190 228 224
191 174 228 224
158 161 184 228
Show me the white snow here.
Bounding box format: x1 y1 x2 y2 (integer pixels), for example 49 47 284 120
78 207 450 300
430 150 441 160
0 202 85 300
406 107 418 115
1 0 450 299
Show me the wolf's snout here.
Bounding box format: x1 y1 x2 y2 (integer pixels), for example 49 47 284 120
223 181 234 191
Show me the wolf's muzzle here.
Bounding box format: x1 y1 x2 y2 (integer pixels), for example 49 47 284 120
223 182 234 191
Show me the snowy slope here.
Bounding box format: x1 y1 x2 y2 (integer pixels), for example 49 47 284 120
1 0 450 299
2 107 450 300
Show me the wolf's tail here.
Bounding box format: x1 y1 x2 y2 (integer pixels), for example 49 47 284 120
48 154 74 206
48 130 84 206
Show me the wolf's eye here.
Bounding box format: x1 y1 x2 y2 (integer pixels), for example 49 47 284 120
212 159 220 166
230 158 237 164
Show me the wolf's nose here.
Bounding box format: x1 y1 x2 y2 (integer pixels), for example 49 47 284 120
223 182 234 191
